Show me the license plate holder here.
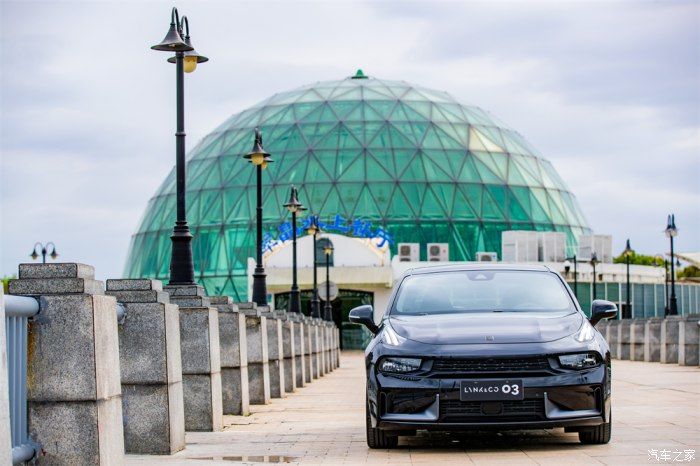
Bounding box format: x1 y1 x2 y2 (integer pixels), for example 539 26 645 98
460 379 524 401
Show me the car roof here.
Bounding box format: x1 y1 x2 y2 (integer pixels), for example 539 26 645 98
405 263 553 275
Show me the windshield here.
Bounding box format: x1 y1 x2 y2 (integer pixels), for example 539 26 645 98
391 270 574 315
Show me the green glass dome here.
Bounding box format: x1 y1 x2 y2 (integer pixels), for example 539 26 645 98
125 72 591 299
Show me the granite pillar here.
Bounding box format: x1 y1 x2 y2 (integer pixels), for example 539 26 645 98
644 317 663 362
678 314 700 366
293 315 306 388
661 316 682 364
164 285 222 432
629 319 645 361
105 279 185 455
617 319 631 360
9 263 124 465
281 312 296 393
261 308 285 398
304 317 315 383
318 320 326 377
608 320 620 359
210 297 249 416
239 303 270 405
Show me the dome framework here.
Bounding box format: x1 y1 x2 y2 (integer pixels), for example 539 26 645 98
125 72 591 300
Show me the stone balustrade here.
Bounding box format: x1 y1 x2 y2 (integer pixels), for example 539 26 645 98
2 262 341 464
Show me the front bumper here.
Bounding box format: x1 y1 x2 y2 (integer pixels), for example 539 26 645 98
370 364 609 432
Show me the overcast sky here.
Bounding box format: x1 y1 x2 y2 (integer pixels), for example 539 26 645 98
1 0 698 280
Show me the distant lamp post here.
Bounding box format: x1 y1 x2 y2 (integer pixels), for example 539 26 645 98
664 214 679 315
30 242 58 264
151 7 207 286
323 244 334 321
284 186 306 313
590 252 599 301
564 254 578 299
244 128 273 306
622 239 634 319
306 216 321 318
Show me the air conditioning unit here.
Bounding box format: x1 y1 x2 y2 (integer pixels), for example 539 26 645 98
427 243 449 262
477 252 498 262
501 230 539 262
397 243 419 262
538 232 567 262
578 234 613 263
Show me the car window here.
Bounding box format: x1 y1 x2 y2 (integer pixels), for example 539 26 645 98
391 270 574 315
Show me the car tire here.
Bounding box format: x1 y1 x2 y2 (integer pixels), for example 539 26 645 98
579 412 612 444
366 396 398 449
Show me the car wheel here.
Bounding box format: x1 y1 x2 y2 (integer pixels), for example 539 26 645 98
366 396 398 449
579 412 612 444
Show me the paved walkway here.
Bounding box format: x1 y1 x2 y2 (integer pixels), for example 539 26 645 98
128 351 700 465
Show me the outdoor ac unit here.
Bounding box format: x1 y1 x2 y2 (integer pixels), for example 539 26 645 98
397 243 419 262
578 234 613 263
477 252 498 262
501 230 539 262
427 243 449 262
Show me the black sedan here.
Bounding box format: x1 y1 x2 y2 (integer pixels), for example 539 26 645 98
349 264 617 449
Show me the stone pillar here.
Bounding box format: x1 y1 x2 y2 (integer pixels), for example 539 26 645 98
617 320 631 360
105 279 185 455
281 313 296 393
318 320 326 377
292 314 306 388
164 285 222 432
644 318 663 362
661 316 682 364
678 314 700 366
335 327 340 367
261 308 285 399
304 317 315 383
9 263 124 464
0 288 12 466
607 320 620 359
239 303 270 405
324 323 332 373
210 297 249 416
629 319 645 361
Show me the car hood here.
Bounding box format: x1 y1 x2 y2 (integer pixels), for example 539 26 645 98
388 311 583 345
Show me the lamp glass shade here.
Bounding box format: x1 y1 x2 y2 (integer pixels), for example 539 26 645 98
30 251 38 260
184 56 198 73
324 246 333 255
251 153 264 166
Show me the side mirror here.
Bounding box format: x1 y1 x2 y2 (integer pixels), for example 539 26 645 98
590 299 618 326
349 304 379 334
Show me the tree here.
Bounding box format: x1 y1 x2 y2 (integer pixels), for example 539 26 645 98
2 275 15 293
678 266 700 279
612 252 664 266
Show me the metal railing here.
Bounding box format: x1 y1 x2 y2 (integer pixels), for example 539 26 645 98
3 294 40 464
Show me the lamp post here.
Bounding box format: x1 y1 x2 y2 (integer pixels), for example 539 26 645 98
664 214 678 315
564 254 578 299
306 216 321 318
151 7 207 286
284 186 305 313
244 128 273 306
323 244 334 321
622 239 634 319
590 252 599 301
30 242 58 264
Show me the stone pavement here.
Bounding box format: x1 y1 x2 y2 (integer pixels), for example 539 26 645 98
127 351 700 465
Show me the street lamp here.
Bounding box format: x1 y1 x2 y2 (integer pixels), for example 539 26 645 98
323 244 334 321
151 7 207 286
590 252 599 301
306 216 321 318
284 186 306 313
664 214 679 315
622 239 634 319
564 254 578 299
244 128 273 306
30 242 58 264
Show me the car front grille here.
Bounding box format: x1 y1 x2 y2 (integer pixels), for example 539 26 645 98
431 357 551 375
440 399 546 422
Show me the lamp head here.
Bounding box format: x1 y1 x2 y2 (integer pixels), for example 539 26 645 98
30 249 39 260
623 238 634 257
166 16 208 71
284 186 304 213
151 8 193 52
590 252 599 265
563 259 571 273
244 128 271 166
664 214 678 238
324 244 334 256
306 216 320 235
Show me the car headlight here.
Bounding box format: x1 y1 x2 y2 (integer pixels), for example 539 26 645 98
382 324 406 346
558 353 599 370
379 357 422 373
575 321 595 342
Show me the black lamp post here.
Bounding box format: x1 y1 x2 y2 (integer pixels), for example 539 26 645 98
284 186 306 313
30 242 58 264
151 7 207 286
323 244 334 321
622 239 634 319
590 252 599 301
244 128 273 306
306 216 321 318
664 214 679 315
564 254 578 299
